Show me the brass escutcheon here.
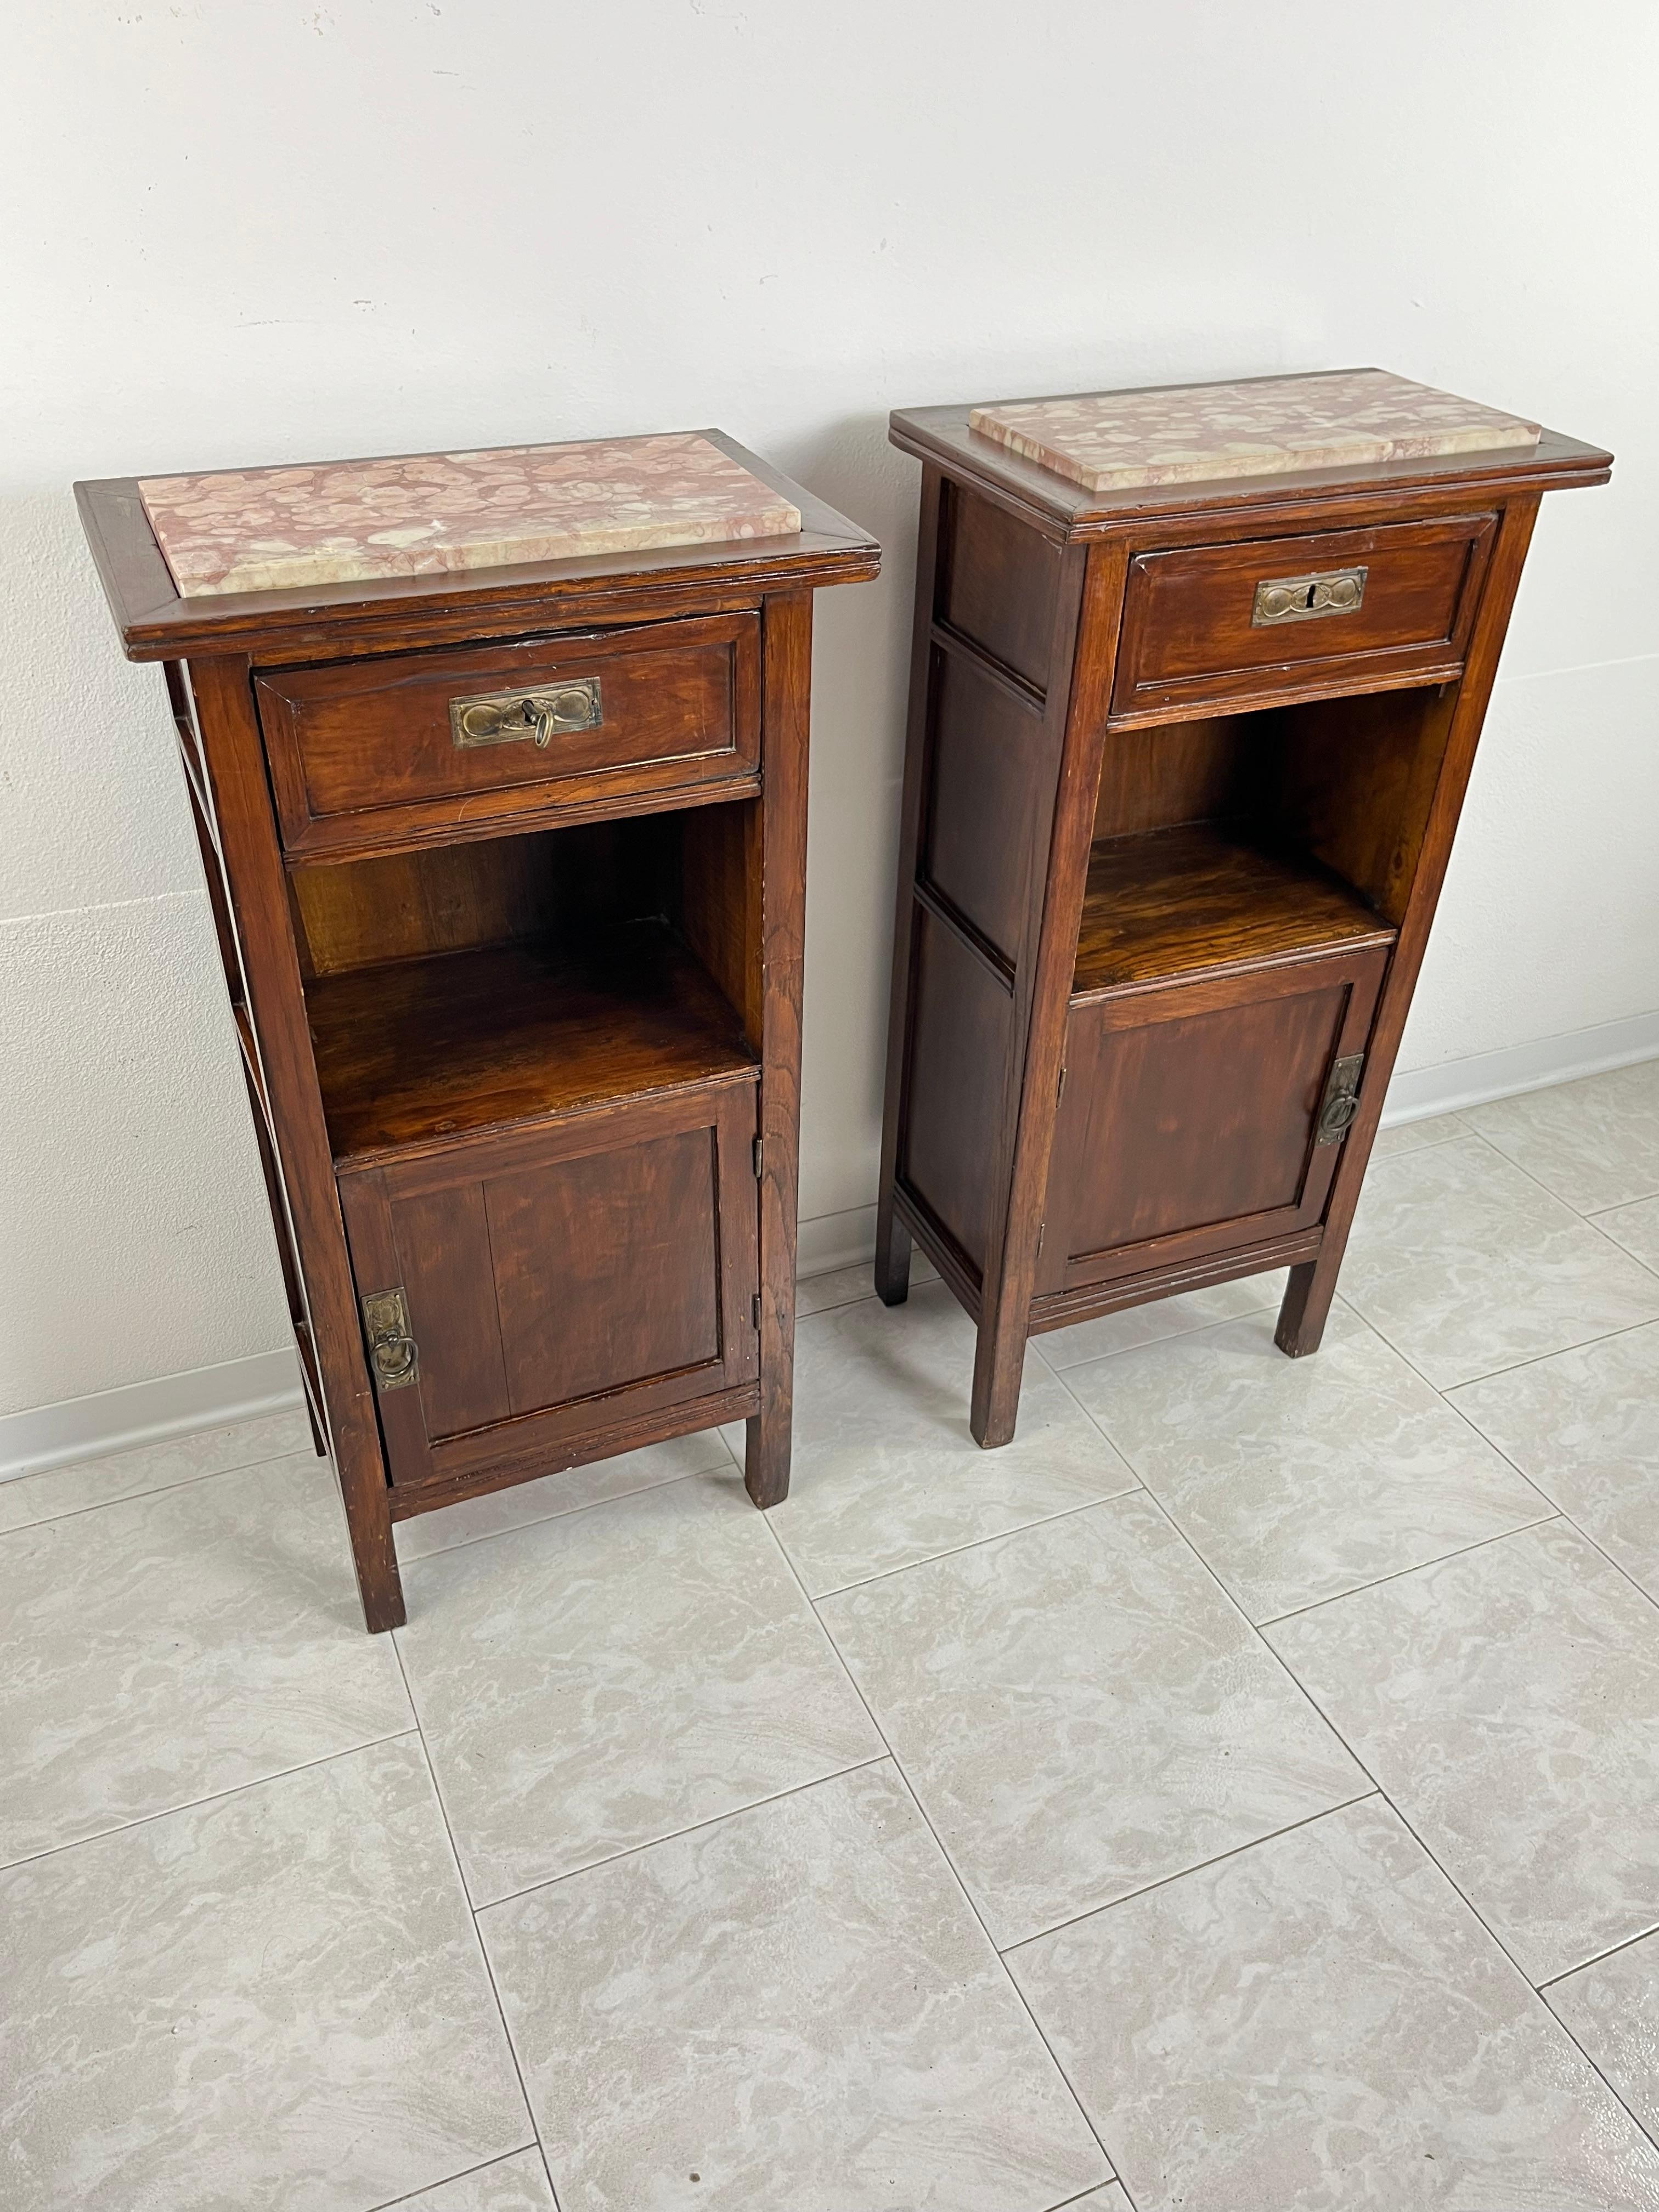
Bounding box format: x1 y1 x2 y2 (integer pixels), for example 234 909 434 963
449 677 604 751
1251 567 1368 627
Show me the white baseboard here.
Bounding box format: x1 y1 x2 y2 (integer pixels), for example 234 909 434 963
5 1009 1655 1485
1383 1007 1659 1123
0 1348 303 1482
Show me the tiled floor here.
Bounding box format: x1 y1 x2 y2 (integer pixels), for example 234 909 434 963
5 1062 1659 2209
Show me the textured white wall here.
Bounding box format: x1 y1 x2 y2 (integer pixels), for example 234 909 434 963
3 2 1655 1417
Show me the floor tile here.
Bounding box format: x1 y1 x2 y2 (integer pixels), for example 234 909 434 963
0 1739 529 2212
1059 2189 1132 2210
1545 1928 1659 2141
1268 1522 1659 1983
819 1493 1363 1948
394 1428 734 1564
1008 1799 1659 2212
1465 1059 1659 1212
377 2149 555 2211
478 1762 1109 2212
0 1454 413 1865
736 1283 1137 1598
1368 1110 1469 1160
1068 1303 1549 1621
1597 1193 1659 1271
0 1406 315 1534
795 1251 937 1319
1338 1135 1659 1387
397 1469 880 1905
1040 1270 1285 1371
1451 1321 1659 1601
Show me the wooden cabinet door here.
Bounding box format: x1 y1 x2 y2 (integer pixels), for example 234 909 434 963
1039 948 1387 1296
338 1076 759 1497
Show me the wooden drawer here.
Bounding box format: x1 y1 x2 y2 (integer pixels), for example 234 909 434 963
1038 945 1388 1295
1110 513 1496 723
257 611 760 857
338 1075 760 1497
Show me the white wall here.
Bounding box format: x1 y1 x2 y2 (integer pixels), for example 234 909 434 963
3 1 1656 1425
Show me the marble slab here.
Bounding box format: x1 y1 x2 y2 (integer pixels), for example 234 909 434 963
969 369 1540 493
138 431 802 596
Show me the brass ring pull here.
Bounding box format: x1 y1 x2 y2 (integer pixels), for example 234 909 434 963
1318 1090 1359 1141
371 1331 417 1388
450 678 604 751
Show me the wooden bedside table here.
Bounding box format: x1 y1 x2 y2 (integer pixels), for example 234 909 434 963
77 431 878 1631
876 370 1609 1446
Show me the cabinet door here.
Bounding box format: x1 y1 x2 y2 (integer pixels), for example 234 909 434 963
1039 948 1387 1296
338 1078 759 1496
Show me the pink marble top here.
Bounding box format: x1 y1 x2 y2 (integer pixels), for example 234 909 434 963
138 432 803 597
968 370 1541 494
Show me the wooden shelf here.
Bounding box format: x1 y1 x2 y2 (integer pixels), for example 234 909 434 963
308 919 756 1165
1072 822 1396 998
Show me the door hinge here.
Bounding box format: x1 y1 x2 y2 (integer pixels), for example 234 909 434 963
752 1292 763 1330
1057 1063 1068 1105
360 1285 419 1391
752 1135 764 1181
1315 1052 1365 1147
1036 1221 1045 1257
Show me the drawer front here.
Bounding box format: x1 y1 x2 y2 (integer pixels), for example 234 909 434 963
1039 946 1387 1296
1110 514 1496 722
337 1077 760 1494
258 611 760 857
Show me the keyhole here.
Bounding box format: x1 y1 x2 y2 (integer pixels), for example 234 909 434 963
1302 583 1318 610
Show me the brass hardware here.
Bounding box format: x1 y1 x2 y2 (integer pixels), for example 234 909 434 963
449 678 603 751
751 1293 763 1331
361 1286 419 1391
1252 566 1368 627
1316 1052 1365 1146
752 1135 764 1181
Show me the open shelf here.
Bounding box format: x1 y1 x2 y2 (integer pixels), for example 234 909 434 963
308 917 755 1165
1072 821 1397 998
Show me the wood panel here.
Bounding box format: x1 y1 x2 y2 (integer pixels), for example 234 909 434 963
679 796 762 1049
1043 946 1387 1291
1091 716 1252 840
898 901 1013 1278
938 483 1062 690
921 644 1047 964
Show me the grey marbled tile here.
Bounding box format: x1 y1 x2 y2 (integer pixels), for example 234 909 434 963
1338 1135 1659 1387
1465 1059 1659 1212
1546 1928 1659 2141
1068 1302 1550 1621
1062 2191 1133 2211
0 1739 529 2212
1008 1799 1659 2212
397 1468 879 1905
1368 1109 1470 1160
1040 1270 1285 1371
1451 1321 1659 1602
819 1493 1363 1948
795 1251 938 1319
730 1282 1137 1597
1268 1521 1659 1983
0 1406 315 1534
478 1762 1108 2211
377 2149 554 2211
0 1454 413 1864
394 1427 733 1564
1598 1193 1659 1272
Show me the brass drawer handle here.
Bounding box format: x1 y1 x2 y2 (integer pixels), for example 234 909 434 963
1252 566 1368 627
449 678 603 751
360 1287 419 1391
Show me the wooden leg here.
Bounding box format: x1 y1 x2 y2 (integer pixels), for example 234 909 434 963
874 1200 912 1306
342 1491 407 1633
969 1305 1028 1448
744 1402 791 1509
1275 1256 1338 1358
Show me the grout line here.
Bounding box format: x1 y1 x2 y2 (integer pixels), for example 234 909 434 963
1587 1192 1659 1220
467 1754 893 1918
366 2147 541 2212
387 1631 557 2210
1538 1915 1659 1992
0 1441 326 1537
1454 1129 1659 1274
799 1476 1144 1603
1002 1792 1381 1959
1255 1514 1563 1629
755 1506 1120 2185
0 1726 422 1876
392 1453 732 1568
